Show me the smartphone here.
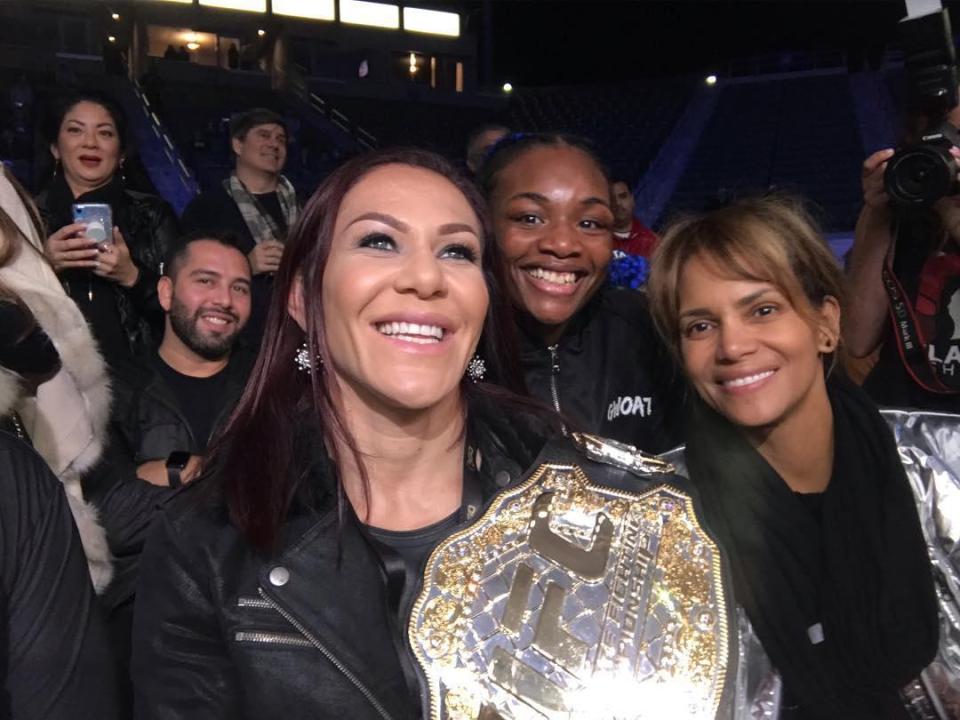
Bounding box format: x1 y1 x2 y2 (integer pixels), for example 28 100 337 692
72 203 113 249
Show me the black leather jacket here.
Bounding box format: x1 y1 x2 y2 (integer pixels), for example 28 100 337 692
96 350 252 614
130 402 684 719
0 432 119 719
36 178 178 358
520 287 686 454
110 350 254 463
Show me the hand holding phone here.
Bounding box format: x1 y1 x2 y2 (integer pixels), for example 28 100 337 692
72 203 113 249
91 226 140 288
42 222 99 273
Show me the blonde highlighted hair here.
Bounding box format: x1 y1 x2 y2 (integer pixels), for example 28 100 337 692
647 194 846 360
0 165 49 317
0 165 45 267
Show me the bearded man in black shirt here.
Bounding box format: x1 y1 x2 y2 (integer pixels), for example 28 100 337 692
111 231 253 488
181 108 300 345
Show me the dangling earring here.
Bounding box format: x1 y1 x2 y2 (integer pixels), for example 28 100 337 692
119 158 127 185
295 342 322 373
52 158 60 180
466 355 486 383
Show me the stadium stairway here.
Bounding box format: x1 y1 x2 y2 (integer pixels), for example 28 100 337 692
142 62 381 199
106 76 199 215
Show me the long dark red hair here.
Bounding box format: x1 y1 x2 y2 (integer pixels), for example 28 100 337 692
205 148 533 549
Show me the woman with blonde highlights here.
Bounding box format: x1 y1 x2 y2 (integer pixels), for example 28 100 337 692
648 195 958 718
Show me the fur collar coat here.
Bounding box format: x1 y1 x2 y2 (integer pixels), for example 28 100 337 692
0 172 112 592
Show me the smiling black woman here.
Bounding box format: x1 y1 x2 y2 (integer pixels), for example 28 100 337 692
480 133 685 454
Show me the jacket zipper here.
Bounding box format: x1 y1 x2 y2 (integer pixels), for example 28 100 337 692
547 344 561 413
257 587 395 720
237 595 273 609
234 630 314 647
548 344 569 435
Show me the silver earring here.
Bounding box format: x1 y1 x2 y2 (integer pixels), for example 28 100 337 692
295 342 321 373
467 355 486 382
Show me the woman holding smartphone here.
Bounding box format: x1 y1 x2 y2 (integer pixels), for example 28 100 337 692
36 89 178 363
647 195 959 718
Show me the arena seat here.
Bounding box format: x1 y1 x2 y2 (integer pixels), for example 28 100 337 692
665 73 864 231
505 78 696 183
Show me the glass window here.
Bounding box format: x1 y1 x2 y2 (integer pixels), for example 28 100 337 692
273 0 335 21
403 7 459 37
198 0 266 12
340 0 399 30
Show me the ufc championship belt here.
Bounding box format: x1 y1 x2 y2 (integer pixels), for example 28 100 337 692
409 434 732 720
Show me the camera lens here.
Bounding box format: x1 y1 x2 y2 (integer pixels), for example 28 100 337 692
884 144 956 206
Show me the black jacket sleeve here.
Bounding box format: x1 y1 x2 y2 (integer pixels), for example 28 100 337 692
82 433 176 612
643 312 689 449
609 289 689 451
125 196 178 330
0 434 120 719
131 496 240 719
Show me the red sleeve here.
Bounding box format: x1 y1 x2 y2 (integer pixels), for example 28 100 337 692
620 219 659 257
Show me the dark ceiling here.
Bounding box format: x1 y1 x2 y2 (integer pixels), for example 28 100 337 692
488 0 950 86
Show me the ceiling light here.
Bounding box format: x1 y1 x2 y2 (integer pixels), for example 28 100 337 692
403 7 459 37
273 0 335 21
199 0 266 11
340 0 400 30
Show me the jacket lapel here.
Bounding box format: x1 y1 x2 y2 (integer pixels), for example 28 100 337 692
258 510 411 718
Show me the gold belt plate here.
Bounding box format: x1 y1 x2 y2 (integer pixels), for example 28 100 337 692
408 463 730 720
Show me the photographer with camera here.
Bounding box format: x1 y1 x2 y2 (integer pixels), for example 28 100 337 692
847 9 960 411
848 145 960 411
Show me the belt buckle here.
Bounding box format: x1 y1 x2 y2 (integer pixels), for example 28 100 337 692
409 462 731 719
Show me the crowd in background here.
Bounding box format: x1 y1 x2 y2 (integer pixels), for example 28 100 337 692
0 79 958 719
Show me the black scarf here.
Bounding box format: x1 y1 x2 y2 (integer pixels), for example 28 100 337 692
685 376 938 719
44 171 128 234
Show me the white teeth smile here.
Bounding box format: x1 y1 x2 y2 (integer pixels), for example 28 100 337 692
202 315 230 325
723 370 774 388
376 321 444 344
526 267 577 285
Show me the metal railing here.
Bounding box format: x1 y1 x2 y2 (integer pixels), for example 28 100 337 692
286 63 378 151
130 79 200 199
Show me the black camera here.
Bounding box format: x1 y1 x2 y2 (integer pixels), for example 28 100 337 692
885 121 960 206
884 8 960 207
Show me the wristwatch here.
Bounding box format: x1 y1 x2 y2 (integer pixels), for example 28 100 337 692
166 451 191 489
